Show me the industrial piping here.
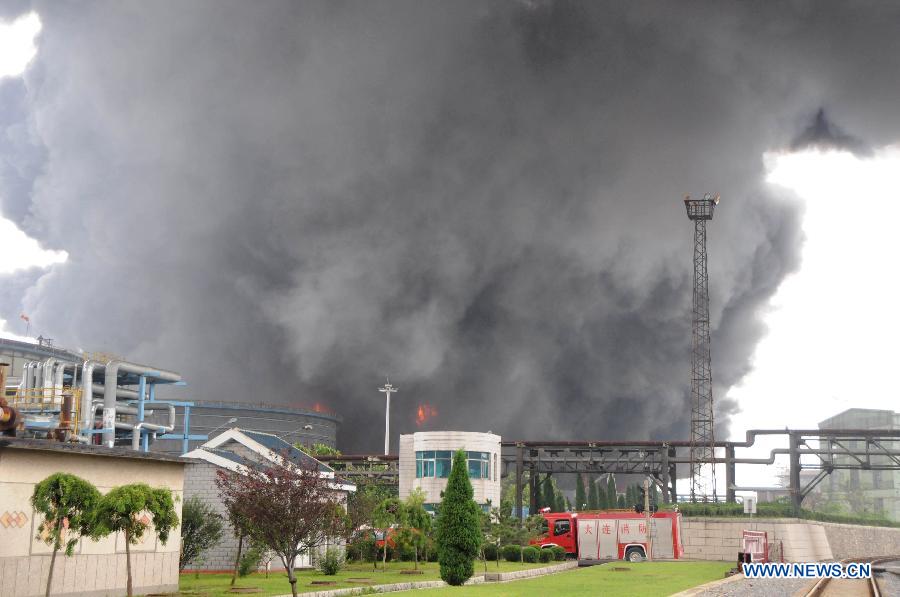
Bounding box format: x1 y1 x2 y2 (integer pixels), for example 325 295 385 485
101 360 181 447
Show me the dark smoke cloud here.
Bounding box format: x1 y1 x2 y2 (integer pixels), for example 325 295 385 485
791 108 870 155
4 1 900 451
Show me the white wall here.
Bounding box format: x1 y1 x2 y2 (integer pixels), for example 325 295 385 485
399 431 501 508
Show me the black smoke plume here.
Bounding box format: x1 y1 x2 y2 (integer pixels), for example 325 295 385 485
4 1 900 451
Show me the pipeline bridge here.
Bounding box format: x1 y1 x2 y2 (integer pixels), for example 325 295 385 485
317 429 900 519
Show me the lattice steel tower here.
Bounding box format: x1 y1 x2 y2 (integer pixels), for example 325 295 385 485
684 193 719 502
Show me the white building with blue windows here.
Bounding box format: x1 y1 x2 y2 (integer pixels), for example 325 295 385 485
398 431 501 511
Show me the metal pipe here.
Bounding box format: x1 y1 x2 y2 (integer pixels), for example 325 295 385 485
92 383 139 399
81 361 99 433
102 360 180 447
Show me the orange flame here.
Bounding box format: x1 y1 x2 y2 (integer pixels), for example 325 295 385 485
416 404 438 427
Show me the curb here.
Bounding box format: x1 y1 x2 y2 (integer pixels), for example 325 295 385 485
272 562 578 597
668 572 744 596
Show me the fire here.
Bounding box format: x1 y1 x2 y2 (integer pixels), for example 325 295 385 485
416 404 437 427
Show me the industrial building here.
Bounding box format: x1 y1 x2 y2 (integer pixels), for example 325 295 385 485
399 431 501 511
150 400 339 455
1 337 340 454
818 408 900 521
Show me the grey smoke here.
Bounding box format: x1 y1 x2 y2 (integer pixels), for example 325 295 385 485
3 1 900 451
791 108 870 155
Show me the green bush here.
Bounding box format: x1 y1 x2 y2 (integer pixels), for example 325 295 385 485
398 543 416 561
238 543 264 577
674 503 900 528
501 545 522 562
427 548 439 562
317 548 343 575
435 450 482 585
550 546 566 561
483 543 499 561
522 546 539 563
538 548 553 563
347 536 378 562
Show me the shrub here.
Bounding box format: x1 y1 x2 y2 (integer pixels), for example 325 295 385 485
501 545 522 562
522 546 539 563
347 536 378 562
318 548 343 575
427 548 439 562
398 543 416 561
538 548 553 563
239 543 264 577
483 543 499 561
550 546 566 561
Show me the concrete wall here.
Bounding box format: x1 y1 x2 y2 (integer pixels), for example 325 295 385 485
0 446 185 597
681 517 900 562
399 431 501 507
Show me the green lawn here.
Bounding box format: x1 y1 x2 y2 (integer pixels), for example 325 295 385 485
421 561 734 597
178 560 550 596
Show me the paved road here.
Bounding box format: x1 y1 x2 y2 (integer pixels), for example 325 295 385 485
693 576 810 596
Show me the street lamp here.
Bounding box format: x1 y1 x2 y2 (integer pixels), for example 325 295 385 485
379 379 398 455
207 417 238 438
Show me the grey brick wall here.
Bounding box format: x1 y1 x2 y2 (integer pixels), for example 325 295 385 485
183 462 242 571
182 461 340 572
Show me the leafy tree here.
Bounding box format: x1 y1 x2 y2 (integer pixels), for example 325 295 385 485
179 496 223 571
31 473 101 597
373 497 406 571
575 474 586 511
617 494 626 508
216 454 343 597
435 450 482 585
403 488 431 570
92 483 178 597
221 496 253 586
587 477 599 510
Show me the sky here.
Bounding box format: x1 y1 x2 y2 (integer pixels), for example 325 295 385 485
1 2 900 463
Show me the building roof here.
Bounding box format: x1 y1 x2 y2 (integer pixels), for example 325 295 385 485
0 437 192 464
182 427 354 492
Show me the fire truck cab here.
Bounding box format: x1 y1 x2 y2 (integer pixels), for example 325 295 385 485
530 511 684 563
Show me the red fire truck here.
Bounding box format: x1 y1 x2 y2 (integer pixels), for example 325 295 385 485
530 511 684 562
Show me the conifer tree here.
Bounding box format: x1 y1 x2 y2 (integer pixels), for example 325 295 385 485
541 477 555 510
587 477 599 510
575 474 586 511
435 450 481 586
606 475 618 510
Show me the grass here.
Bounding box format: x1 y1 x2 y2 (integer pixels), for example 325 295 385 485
178 560 550 596
421 561 734 597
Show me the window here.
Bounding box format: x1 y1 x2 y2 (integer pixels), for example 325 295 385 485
416 450 492 479
415 450 452 478
466 451 491 479
554 520 570 536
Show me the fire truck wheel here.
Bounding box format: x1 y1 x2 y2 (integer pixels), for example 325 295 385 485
625 548 645 563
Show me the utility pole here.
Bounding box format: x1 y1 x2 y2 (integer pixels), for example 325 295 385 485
684 193 719 502
378 379 398 455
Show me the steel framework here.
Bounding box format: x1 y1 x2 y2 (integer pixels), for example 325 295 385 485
317 454 399 486
502 429 900 520
684 193 719 501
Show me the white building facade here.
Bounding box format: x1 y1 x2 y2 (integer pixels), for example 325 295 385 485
399 431 501 511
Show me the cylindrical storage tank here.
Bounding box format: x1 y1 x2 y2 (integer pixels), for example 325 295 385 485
148 400 340 454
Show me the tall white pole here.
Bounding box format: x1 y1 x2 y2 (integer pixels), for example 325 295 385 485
379 380 398 455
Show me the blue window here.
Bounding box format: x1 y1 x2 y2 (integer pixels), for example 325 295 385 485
416 450 492 479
